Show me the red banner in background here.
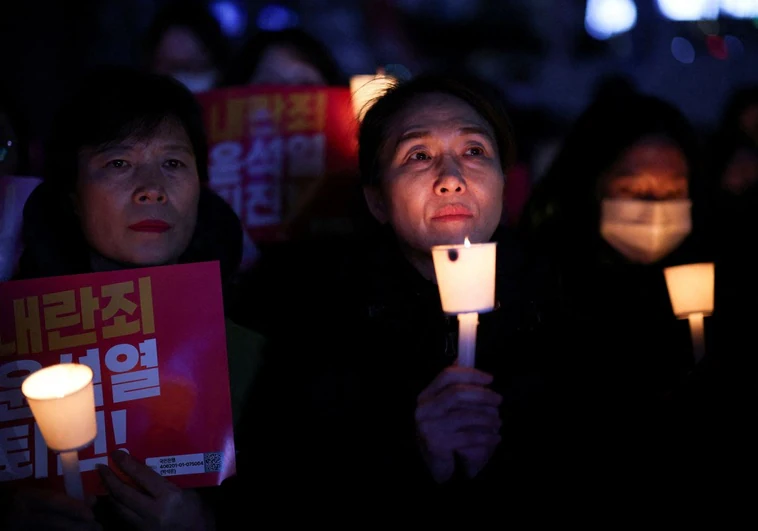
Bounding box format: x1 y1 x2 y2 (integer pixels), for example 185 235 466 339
195 85 359 243
0 262 234 493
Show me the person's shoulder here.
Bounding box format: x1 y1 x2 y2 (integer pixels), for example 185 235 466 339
224 318 267 425
493 226 528 265
224 318 266 353
492 225 568 323
493 225 557 286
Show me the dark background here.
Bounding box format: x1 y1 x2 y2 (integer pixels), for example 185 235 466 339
2 0 757 176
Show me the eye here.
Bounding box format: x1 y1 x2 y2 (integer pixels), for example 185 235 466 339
164 159 186 169
105 160 129 169
407 151 431 162
465 146 485 156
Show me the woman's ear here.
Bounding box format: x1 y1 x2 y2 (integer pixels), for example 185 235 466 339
363 185 388 223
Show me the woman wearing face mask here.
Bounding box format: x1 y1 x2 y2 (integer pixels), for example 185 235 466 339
222 27 346 88
141 0 231 94
2 66 264 531
519 84 723 489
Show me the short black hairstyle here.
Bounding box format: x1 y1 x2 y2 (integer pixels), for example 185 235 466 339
44 65 209 191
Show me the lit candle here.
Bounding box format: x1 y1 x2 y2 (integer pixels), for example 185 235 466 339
21 363 97 499
431 238 497 368
663 262 715 364
349 72 396 122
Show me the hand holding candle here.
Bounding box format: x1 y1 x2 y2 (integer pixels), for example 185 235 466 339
432 238 497 368
663 262 715 364
21 363 97 500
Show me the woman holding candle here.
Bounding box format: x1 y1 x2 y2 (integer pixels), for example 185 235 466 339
229 73 567 511
2 66 264 530
518 82 736 492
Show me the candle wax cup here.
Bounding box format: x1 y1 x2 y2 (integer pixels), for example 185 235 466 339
22 363 98 452
663 262 715 318
431 241 497 314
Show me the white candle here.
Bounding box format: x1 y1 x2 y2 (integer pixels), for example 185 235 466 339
431 239 497 314
59 450 84 500
432 239 497 368
688 312 705 364
663 262 715 364
21 363 97 499
457 312 479 368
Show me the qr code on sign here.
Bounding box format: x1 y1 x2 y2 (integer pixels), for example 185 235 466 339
204 452 222 473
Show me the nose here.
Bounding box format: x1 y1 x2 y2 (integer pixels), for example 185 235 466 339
434 156 466 195
133 185 167 204
132 169 168 205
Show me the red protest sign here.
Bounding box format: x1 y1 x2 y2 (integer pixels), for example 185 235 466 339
195 85 359 242
0 261 234 493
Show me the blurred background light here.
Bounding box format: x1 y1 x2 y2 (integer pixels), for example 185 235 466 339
256 3 299 31
657 0 719 21
671 36 696 63
210 1 247 38
721 0 758 18
585 0 638 40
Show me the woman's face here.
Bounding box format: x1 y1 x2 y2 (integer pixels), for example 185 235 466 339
249 45 326 86
74 119 201 266
152 26 214 74
600 137 689 200
365 93 505 254
151 26 217 93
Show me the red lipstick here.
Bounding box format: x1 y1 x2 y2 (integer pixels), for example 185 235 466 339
432 205 473 222
128 220 171 233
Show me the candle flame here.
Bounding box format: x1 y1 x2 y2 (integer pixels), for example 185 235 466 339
464 237 471 248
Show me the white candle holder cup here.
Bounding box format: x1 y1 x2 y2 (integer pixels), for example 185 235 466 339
432 241 498 368
663 262 715 364
21 363 97 499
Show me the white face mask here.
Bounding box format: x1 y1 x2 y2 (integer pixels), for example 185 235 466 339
171 71 217 94
600 198 692 264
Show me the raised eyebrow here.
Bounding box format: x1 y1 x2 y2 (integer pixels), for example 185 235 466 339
92 143 135 156
93 143 194 156
392 125 496 154
163 144 195 155
395 130 430 146
458 126 495 142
